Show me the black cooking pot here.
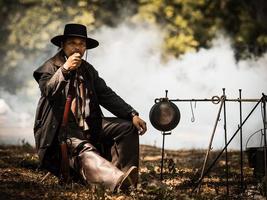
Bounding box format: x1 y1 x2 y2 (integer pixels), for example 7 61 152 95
149 98 180 132
246 147 266 178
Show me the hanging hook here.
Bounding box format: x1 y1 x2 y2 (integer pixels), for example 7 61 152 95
190 101 196 122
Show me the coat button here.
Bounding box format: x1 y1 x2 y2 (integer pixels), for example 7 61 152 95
52 125 56 128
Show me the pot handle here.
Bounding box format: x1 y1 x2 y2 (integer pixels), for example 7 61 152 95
245 129 264 149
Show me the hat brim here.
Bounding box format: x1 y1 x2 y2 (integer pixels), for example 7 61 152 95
51 34 99 49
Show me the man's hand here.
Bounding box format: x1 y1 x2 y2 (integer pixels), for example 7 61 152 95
132 116 147 135
63 53 82 71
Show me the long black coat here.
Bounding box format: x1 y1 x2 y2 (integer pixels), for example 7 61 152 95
33 50 135 169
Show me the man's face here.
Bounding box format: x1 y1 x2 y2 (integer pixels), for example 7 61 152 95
62 37 86 57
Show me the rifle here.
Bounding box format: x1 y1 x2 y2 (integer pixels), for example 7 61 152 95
58 77 75 184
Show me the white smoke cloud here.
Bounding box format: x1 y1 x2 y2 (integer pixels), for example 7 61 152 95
0 23 266 150
0 88 36 145
90 23 267 150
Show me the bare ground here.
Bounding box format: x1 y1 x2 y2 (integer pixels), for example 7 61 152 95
0 143 264 199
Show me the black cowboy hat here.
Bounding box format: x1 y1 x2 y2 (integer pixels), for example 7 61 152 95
51 23 99 49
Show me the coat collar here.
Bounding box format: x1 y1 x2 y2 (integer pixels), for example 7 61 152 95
50 50 66 68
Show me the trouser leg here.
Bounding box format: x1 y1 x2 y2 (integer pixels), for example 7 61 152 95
101 117 139 172
68 137 124 191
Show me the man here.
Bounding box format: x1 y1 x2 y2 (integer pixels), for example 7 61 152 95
33 23 147 192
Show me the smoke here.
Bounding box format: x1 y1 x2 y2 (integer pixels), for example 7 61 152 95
90 23 267 150
0 23 266 149
0 49 50 145
0 88 37 145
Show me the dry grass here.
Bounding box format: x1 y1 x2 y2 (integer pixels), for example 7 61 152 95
0 143 264 199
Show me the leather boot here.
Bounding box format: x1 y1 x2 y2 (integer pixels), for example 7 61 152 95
78 143 124 191
117 166 138 192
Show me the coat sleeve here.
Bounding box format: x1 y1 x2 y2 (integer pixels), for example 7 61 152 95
92 67 137 120
33 61 69 100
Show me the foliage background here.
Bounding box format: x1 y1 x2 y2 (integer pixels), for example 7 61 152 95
1 0 267 94
0 2 266 198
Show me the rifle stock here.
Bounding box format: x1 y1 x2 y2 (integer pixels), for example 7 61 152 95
60 141 70 183
59 94 73 183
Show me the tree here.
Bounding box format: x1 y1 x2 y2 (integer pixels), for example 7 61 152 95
1 0 267 93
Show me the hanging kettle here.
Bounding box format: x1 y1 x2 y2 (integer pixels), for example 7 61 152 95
149 98 181 132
